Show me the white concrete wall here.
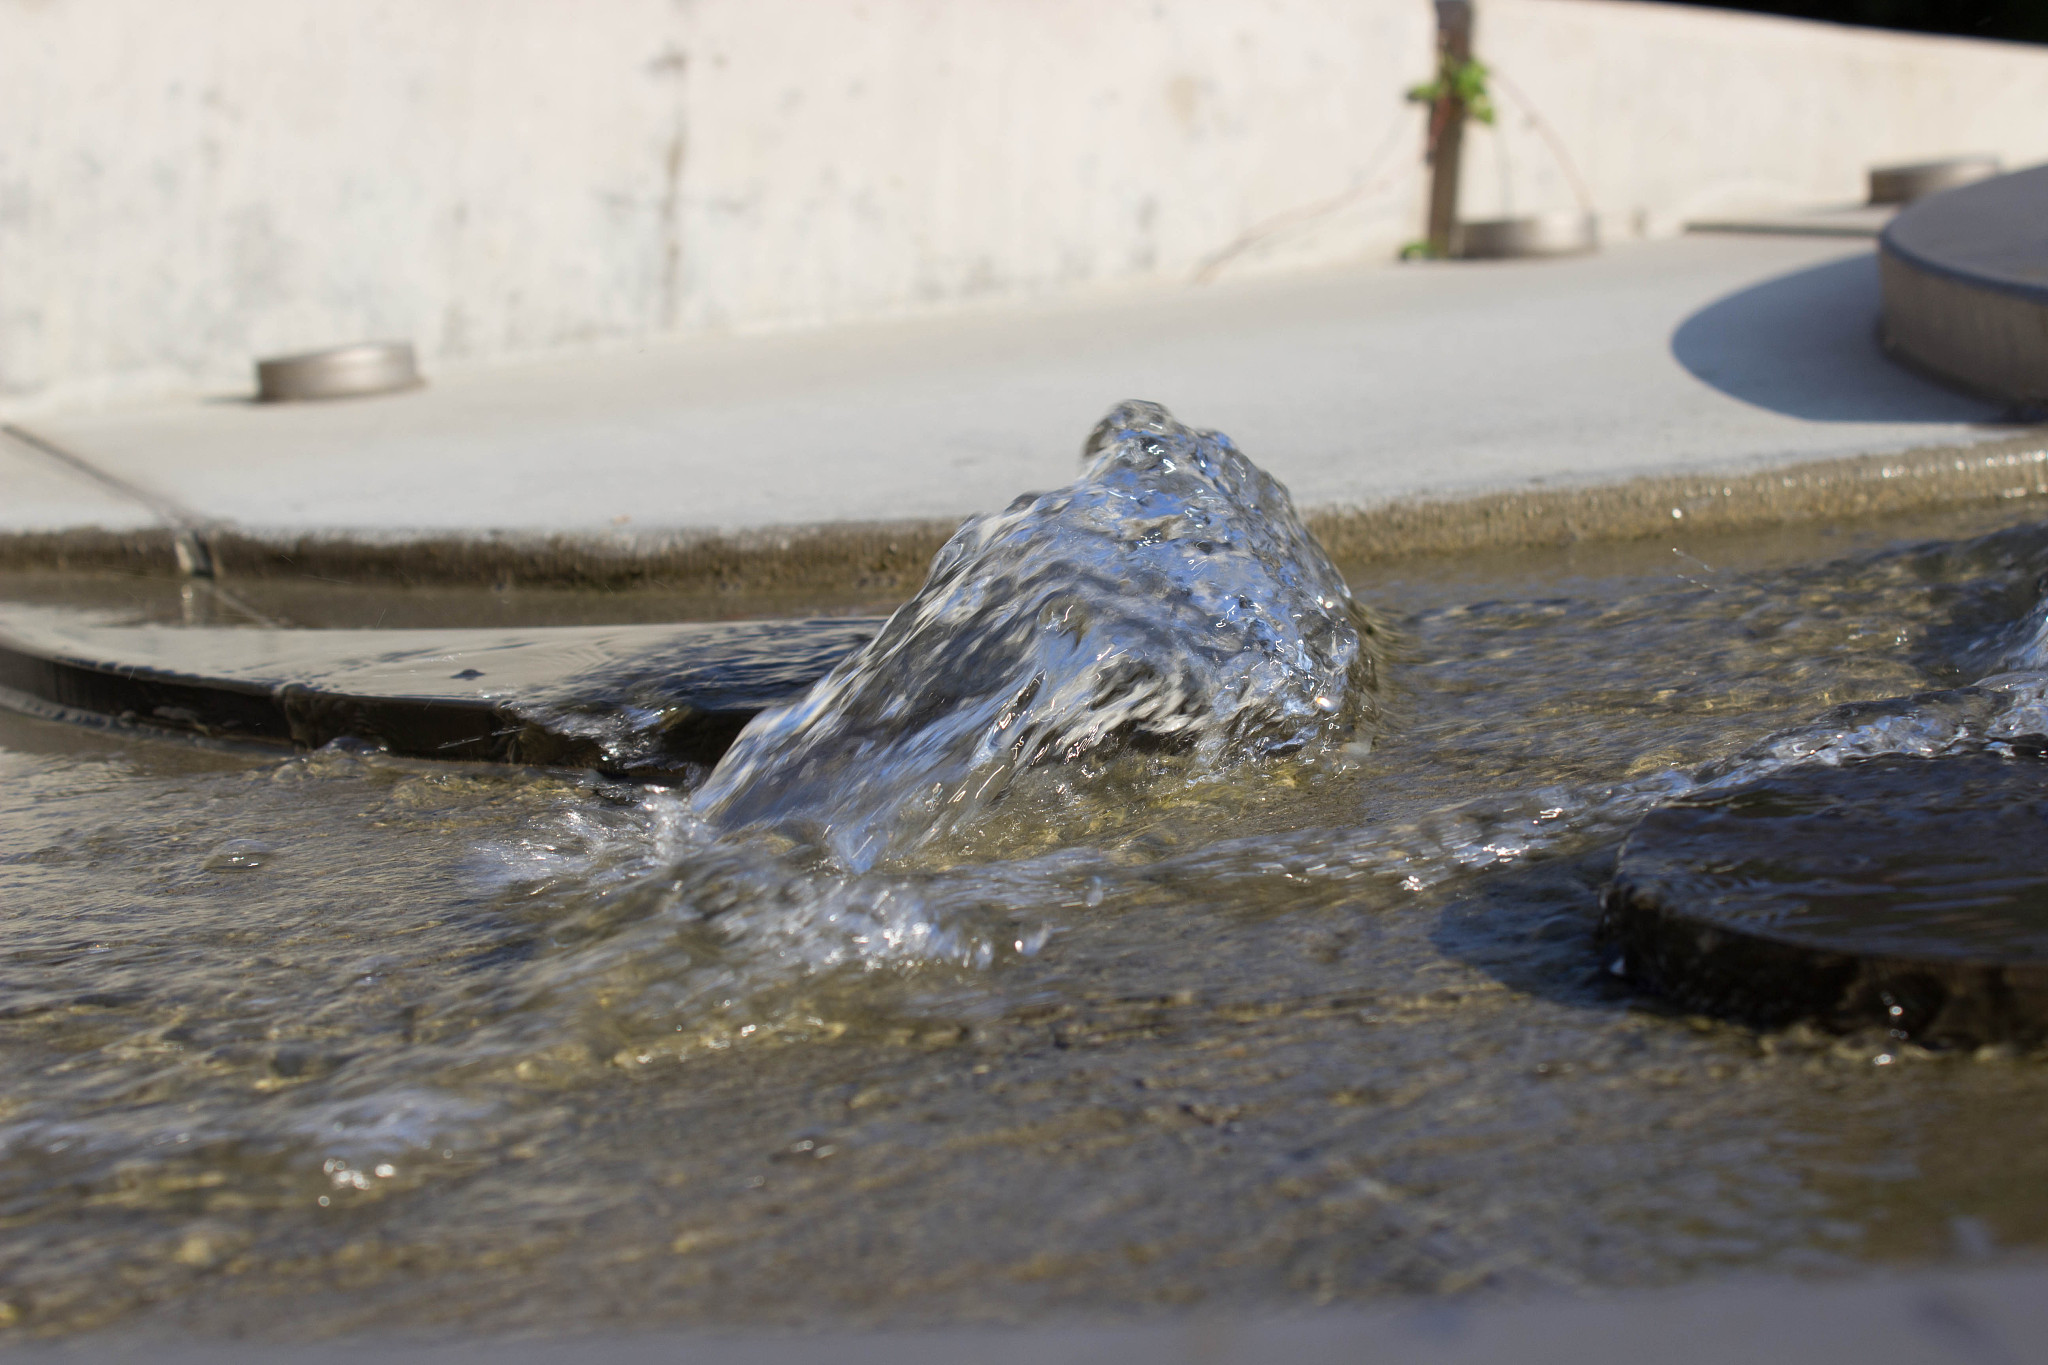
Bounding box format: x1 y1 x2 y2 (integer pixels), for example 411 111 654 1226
0 0 1436 415
3 0 2047 417
1466 0 2048 231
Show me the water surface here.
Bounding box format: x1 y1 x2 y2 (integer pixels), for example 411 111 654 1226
5 477 2048 1339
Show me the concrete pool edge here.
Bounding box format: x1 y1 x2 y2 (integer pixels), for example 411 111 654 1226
1308 429 2048 564
19 1260 2048 1363
3 429 2046 590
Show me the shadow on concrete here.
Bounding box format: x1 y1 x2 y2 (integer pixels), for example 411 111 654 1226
1670 253 2008 423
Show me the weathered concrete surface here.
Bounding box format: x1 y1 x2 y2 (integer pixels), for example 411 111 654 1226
0 437 152 535
0 0 1434 415
6 0 2048 415
24 1263 2048 1364
1880 165 2048 407
7 234 2034 581
1466 0 2048 231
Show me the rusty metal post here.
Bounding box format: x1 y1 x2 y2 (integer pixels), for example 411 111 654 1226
1425 0 1474 258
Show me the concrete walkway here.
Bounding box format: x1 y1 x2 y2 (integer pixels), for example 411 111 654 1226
3 233 2027 548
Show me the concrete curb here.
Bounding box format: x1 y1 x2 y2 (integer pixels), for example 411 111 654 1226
1879 165 2048 408
1307 431 2048 565
5 433 2045 591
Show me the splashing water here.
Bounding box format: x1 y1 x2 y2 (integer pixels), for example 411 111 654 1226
404 402 1391 1061
692 400 1382 869
0 399 1403 1202
1671 532 2048 789
22 490 2048 1331
533 412 2043 1045
381 497 2048 1083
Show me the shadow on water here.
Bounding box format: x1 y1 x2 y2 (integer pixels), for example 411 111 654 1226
1428 843 1642 1015
1669 253 2009 424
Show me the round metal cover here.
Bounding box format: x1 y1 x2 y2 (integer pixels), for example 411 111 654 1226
1602 753 2048 1046
1869 156 2000 206
1454 212 1597 261
256 341 422 402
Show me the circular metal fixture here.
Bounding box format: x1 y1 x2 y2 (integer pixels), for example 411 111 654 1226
1602 753 2048 1047
1868 156 1999 206
255 341 422 403
1454 212 1598 261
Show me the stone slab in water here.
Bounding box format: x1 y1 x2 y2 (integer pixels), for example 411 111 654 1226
1602 753 2048 1046
0 605 877 780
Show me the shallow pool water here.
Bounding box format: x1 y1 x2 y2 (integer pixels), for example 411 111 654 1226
7 494 2048 1340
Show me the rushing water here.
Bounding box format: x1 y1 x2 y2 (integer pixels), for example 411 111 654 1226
696 401 1380 867
7 417 2048 1339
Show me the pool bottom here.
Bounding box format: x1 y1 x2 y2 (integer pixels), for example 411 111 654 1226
6 498 2048 1340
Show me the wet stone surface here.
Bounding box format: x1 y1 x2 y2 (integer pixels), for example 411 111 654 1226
0 611 881 779
7 490 2048 1340
1605 753 2048 1044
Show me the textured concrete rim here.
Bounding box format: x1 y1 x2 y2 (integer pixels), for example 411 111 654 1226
1 432 2045 590
1878 165 2048 407
1879 252 2048 407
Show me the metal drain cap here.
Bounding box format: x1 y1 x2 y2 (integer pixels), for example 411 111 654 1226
255 341 422 402
1868 156 2000 206
1453 212 1598 261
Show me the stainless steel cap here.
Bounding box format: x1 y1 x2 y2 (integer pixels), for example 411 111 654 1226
255 341 422 402
1454 212 1598 261
1868 156 2000 206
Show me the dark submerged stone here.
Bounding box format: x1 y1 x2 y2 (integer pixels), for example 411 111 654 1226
1602 752 2048 1046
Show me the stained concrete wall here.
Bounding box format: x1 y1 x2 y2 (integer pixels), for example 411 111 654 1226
1465 0 2048 232
0 0 1436 415
3 0 2047 418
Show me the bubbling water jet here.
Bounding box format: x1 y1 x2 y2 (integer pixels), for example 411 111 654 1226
692 401 1383 869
